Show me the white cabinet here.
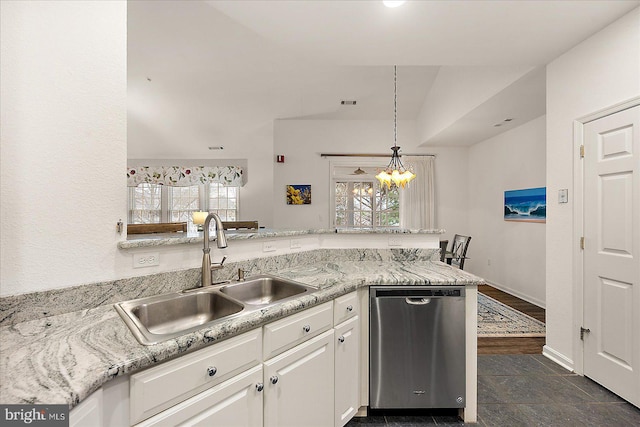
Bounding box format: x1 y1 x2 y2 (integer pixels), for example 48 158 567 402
263 301 333 359
334 315 360 427
263 330 335 427
135 365 263 427
130 329 262 425
70 388 103 427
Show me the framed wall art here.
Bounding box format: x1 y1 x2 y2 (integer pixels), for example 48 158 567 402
504 187 546 223
287 185 311 205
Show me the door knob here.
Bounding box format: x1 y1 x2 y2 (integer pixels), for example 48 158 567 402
338 335 345 343
256 383 264 392
302 324 311 333
207 366 217 377
270 375 279 385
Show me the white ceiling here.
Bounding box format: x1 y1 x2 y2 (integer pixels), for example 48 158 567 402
127 0 639 151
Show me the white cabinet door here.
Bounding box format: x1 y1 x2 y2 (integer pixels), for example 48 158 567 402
263 330 335 427
70 389 103 427
136 365 263 427
334 315 360 427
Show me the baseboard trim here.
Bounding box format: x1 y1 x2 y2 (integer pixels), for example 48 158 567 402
542 345 574 372
484 280 546 309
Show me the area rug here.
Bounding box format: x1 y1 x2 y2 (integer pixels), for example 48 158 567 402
478 293 546 337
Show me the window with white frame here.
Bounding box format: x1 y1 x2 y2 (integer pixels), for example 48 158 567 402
128 183 239 228
331 164 400 229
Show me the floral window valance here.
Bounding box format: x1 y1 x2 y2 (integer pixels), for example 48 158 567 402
127 166 244 187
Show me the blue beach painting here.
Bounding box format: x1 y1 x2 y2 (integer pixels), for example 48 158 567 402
504 187 546 222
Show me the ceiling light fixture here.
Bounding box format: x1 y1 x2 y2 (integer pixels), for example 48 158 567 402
383 1 406 8
375 66 416 190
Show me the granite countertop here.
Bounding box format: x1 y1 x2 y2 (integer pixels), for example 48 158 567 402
0 259 481 409
119 227 446 249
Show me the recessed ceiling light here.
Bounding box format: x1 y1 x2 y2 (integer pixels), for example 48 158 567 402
383 1 406 8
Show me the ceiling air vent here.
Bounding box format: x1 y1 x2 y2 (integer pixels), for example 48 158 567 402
341 100 357 105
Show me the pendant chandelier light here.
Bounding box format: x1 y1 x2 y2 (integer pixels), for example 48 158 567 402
375 65 416 189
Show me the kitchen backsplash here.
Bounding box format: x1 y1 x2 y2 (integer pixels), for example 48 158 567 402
0 248 439 327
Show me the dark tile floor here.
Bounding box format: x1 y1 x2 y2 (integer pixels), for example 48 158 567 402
346 354 640 426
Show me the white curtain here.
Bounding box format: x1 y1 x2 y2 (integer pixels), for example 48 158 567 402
399 156 435 229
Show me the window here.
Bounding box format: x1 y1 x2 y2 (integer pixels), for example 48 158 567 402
128 183 239 228
129 183 162 224
208 184 237 221
168 185 200 223
334 180 399 229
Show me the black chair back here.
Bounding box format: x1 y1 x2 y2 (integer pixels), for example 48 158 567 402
449 234 471 270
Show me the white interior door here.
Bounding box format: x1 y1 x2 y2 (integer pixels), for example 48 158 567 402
583 105 640 407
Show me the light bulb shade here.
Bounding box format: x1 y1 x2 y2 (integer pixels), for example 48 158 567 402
375 171 393 189
192 211 208 225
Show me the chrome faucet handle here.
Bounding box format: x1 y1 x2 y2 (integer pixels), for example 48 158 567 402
238 268 245 281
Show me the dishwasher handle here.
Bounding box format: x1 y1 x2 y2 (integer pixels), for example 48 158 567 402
405 297 431 305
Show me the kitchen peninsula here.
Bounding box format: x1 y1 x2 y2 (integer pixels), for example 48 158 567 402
0 229 482 425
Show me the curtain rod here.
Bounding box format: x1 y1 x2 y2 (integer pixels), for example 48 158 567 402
320 153 435 158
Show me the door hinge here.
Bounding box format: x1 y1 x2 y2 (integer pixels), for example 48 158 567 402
580 145 585 158
580 326 591 340
580 237 585 250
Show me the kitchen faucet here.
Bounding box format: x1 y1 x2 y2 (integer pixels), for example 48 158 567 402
201 212 228 287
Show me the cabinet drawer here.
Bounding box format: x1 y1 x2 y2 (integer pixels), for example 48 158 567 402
333 291 358 325
130 329 262 424
135 365 263 427
263 301 333 360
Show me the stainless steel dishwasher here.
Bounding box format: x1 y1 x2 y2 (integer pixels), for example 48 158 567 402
369 286 466 409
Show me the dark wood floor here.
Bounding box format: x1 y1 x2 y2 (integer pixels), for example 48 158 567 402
478 284 546 355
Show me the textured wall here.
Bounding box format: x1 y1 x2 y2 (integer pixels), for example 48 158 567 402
0 1 127 296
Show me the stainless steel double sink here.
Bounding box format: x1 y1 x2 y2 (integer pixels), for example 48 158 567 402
115 274 317 345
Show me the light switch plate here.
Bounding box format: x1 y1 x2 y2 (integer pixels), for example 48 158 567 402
558 189 568 204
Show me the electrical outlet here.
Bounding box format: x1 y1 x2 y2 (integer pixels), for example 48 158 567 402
133 252 160 268
290 239 302 249
388 236 402 247
263 243 277 253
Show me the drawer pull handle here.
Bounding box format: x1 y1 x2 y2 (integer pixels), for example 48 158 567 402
346 305 353 312
207 366 217 377
302 324 311 333
256 383 264 392
270 375 279 385
338 335 345 343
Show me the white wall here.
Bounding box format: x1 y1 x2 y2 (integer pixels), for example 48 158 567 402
416 66 533 143
273 119 469 234
546 7 640 367
0 1 128 296
467 115 546 307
